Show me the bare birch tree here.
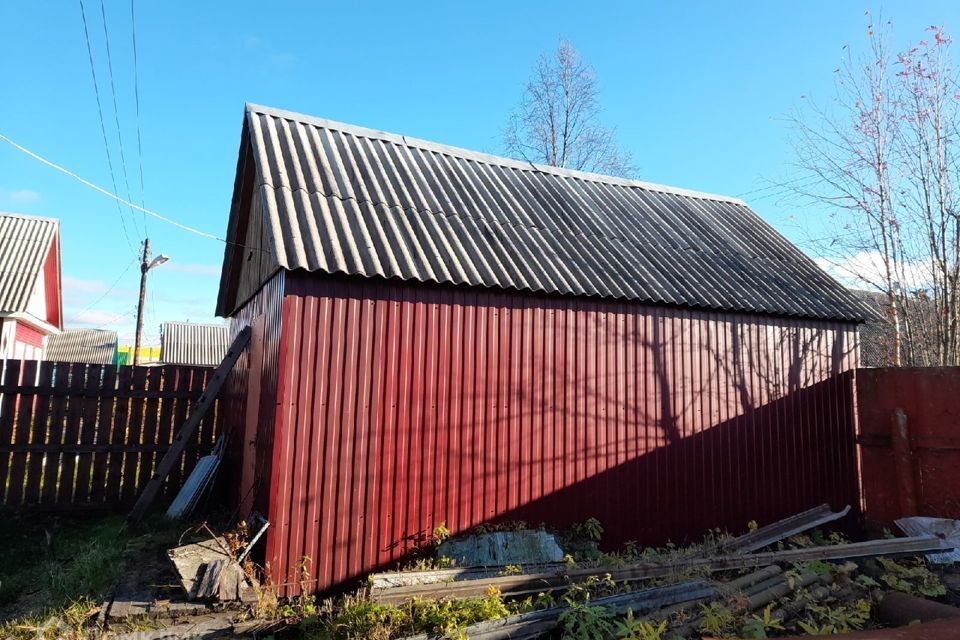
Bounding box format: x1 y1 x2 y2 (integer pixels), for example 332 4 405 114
504 40 634 177
787 20 960 366
896 27 960 365
788 19 906 365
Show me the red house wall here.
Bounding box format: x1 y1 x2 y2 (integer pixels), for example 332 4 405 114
43 233 61 329
262 272 860 595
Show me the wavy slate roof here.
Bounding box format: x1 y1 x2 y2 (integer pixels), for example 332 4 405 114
0 212 58 314
217 104 870 322
45 329 117 365
160 321 229 367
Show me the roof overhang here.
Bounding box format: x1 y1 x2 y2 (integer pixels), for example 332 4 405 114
0 311 61 336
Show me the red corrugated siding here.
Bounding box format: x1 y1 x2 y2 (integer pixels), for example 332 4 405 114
224 271 285 514
266 272 860 595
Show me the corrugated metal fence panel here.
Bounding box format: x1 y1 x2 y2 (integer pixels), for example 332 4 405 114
223 270 284 514
267 273 859 595
856 367 960 525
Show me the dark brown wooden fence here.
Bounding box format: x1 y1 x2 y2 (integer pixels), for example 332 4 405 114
0 359 221 511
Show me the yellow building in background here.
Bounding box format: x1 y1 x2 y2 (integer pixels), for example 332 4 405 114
117 345 160 365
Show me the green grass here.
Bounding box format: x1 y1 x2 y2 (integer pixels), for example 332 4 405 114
0 512 188 639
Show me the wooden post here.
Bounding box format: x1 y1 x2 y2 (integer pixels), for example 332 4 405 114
891 408 918 518
127 326 251 525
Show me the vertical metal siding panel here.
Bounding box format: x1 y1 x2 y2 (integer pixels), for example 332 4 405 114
363 295 388 570
320 293 348 588
303 296 333 589
287 295 317 587
378 287 401 568
351 295 377 581
267 295 301 589
337 291 360 587
447 292 462 530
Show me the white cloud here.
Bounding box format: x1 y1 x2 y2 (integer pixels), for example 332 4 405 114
815 251 932 291
9 189 40 203
61 275 136 306
70 308 131 327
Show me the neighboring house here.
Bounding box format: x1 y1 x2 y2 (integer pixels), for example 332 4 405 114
44 328 118 365
850 289 938 367
159 321 229 367
216 104 871 594
0 212 62 360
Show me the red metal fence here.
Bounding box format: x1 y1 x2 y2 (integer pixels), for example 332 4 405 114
0 359 221 511
857 367 960 526
265 274 861 595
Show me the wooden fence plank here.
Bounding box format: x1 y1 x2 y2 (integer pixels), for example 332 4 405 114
56 363 88 504
120 367 149 503
41 363 70 504
135 367 162 496
167 367 195 494
105 366 133 503
155 366 178 497
73 364 104 503
6 360 38 504
0 359 22 503
23 361 55 504
89 365 117 503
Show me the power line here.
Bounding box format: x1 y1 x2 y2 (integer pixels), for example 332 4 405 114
66 256 138 325
78 0 138 257
98 0 142 239
0 131 226 241
130 0 147 232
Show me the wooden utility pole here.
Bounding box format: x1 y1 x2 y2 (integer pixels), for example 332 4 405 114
133 238 150 365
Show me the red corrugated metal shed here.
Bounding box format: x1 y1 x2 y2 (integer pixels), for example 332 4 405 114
258 273 859 593
216 105 868 595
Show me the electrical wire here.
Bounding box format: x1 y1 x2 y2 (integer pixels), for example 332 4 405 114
66 256 138 325
0 131 226 241
130 0 147 231
77 0 138 256
98 0 142 239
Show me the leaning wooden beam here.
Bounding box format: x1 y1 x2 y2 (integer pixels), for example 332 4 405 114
128 327 251 526
718 503 852 554
373 535 952 604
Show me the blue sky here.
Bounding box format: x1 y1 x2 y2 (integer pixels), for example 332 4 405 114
1 1 957 343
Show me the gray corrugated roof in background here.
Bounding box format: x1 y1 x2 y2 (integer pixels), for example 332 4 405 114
218 104 871 322
45 329 118 364
0 212 58 314
160 321 229 367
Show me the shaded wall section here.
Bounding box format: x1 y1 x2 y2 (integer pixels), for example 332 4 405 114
267 272 860 594
223 270 284 516
857 367 960 526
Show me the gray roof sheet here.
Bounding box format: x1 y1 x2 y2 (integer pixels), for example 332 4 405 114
45 329 117 364
218 104 871 322
160 321 229 367
0 212 58 314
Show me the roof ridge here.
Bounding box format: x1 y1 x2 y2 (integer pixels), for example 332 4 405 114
0 211 60 224
245 103 747 206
